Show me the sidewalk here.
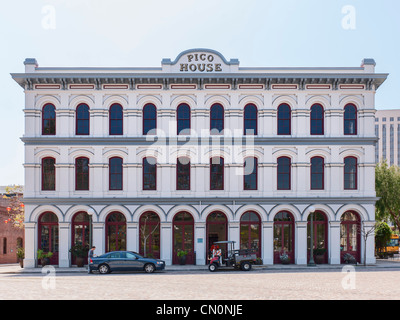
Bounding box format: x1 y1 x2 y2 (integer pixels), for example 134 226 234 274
1 259 400 274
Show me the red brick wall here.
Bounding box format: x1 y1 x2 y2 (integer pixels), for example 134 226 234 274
0 198 24 264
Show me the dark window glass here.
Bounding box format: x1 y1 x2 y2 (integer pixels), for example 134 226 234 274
42 157 56 191
310 104 324 135
143 104 157 135
76 104 90 135
75 157 89 190
210 157 224 190
177 104 191 135
143 157 156 190
344 157 357 190
244 157 257 190
344 104 357 135
278 104 291 135
210 104 224 135
244 104 258 135
277 157 291 190
42 104 56 135
109 157 123 190
109 104 123 135
177 157 190 190
310 156 324 190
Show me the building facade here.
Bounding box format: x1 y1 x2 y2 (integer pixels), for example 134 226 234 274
375 109 400 166
12 49 388 268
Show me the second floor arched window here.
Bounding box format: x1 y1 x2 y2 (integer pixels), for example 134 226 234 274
42 157 56 191
109 157 123 190
109 104 123 135
310 156 324 190
310 104 324 135
177 157 190 190
210 157 224 190
244 157 258 190
277 156 291 190
76 104 90 135
143 157 157 191
344 156 357 190
42 104 56 135
75 157 89 190
277 104 291 135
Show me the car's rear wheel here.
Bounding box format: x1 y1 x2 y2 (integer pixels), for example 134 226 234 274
209 263 218 272
98 264 110 274
144 263 155 273
240 262 252 271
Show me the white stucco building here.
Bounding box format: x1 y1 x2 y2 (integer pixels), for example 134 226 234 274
12 49 388 268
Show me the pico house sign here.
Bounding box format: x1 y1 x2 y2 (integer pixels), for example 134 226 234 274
162 49 239 73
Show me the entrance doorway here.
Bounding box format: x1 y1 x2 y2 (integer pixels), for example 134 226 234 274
206 211 228 261
340 211 361 263
173 212 194 264
71 211 90 265
38 212 59 265
273 211 295 264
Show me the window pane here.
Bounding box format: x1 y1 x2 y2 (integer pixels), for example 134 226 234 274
143 104 157 135
210 104 224 134
109 104 123 135
42 158 56 191
310 104 324 135
143 158 156 190
244 157 257 190
244 104 257 135
210 157 224 190
177 157 190 190
76 157 89 190
277 157 291 190
76 104 90 135
109 157 123 190
177 104 190 135
42 104 56 135
277 104 291 135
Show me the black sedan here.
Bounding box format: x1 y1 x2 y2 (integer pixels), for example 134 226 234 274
89 251 165 274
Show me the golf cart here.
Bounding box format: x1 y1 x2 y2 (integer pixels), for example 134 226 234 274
208 241 257 272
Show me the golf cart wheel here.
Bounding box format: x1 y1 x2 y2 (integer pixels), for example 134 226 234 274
240 262 252 271
209 263 218 272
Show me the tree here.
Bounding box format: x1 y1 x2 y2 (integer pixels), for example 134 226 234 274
375 161 400 232
3 185 24 229
140 214 159 258
358 222 377 266
375 221 392 258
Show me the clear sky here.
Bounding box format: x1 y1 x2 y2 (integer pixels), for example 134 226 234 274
0 0 398 186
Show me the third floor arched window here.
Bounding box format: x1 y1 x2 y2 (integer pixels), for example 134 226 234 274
310 104 324 135
244 104 258 135
109 104 123 135
344 104 357 135
76 104 90 135
42 104 56 135
143 103 157 135
177 103 191 135
277 104 291 135
210 103 224 135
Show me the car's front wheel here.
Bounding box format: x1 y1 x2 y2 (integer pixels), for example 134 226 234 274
144 263 155 273
98 264 110 274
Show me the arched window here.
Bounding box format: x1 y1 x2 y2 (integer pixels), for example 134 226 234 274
210 103 224 135
106 212 126 252
173 212 194 265
143 157 157 190
177 103 191 135
42 157 56 191
244 104 258 135
277 104 291 135
340 211 361 263
177 157 190 190
71 212 90 265
109 157 123 191
109 103 123 135
310 104 324 135
139 212 160 258
344 104 357 135
76 103 90 135
75 157 89 191
210 157 224 190
42 103 56 135
310 156 324 190
344 156 357 190
307 211 328 264
273 211 295 264
240 211 261 257
143 103 157 135
38 212 59 265
277 157 291 190
244 157 258 190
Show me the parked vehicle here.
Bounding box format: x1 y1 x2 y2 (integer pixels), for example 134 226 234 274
208 241 257 272
89 251 165 274
385 235 399 257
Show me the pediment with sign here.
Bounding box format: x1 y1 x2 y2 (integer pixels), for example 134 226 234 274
162 49 239 73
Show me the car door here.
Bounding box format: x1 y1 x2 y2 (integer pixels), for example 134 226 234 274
124 252 143 271
107 252 123 271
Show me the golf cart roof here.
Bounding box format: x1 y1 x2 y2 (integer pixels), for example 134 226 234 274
213 241 236 244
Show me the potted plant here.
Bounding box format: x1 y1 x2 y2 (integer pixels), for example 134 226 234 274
279 252 290 265
37 249 53 267
17 247 24 268
69 244 89 267
177 250 188 265
255 257 263 265
313 248 326 264
343 253 357 265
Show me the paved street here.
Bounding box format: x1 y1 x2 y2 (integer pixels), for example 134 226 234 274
1 263 400 300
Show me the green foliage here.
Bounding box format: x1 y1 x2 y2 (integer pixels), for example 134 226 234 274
69 244 89 258
37 249 53 259
177 250 188 257
375 161 400 230
313 248 327 256
375 222 393 252
16 247 24 259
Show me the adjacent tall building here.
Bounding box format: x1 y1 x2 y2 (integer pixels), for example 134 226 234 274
375 109 400 166
11 49 388 268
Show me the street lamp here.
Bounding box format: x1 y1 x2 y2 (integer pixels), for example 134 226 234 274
308 206 316 267
87 208 95 249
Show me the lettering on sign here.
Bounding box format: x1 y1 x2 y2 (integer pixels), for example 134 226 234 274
179 53 222 73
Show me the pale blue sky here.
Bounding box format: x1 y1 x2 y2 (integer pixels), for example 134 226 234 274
0 0 398 185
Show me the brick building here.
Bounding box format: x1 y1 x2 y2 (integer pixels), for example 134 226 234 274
0 188 24 264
